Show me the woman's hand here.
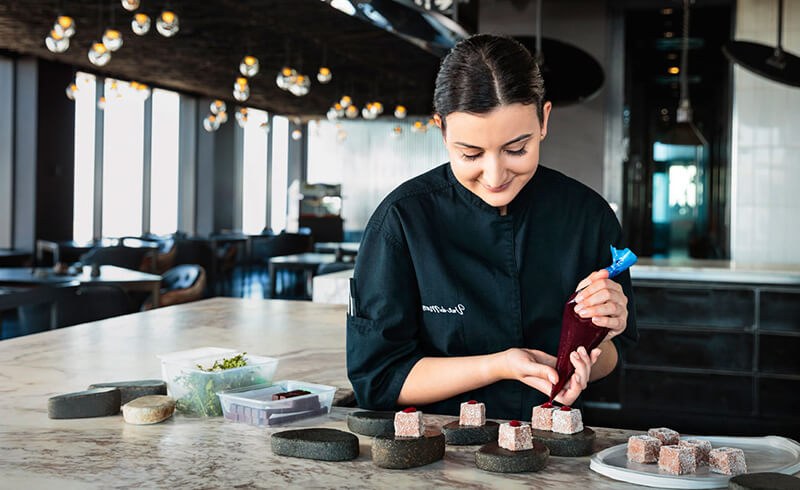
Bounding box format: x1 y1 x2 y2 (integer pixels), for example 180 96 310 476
500 347 601 406
573 269 629 343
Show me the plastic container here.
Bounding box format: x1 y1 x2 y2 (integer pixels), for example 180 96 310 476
217 380 336 427
158 347 279 416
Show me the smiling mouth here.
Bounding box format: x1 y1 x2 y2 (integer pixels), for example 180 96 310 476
481 181 512 192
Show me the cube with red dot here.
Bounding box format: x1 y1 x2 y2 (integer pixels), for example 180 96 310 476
552 406 584 434
394 407 424 438
459 400 485 427
532 403 558 431
498 420 533 451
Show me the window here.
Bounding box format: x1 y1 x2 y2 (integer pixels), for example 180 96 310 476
242 109 269 235
270 115 289 233
101 79 145 238
149 88 180 235
72 72 97 243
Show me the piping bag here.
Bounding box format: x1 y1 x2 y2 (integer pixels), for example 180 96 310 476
548 246 638 403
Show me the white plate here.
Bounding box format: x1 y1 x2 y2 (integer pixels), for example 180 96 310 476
590 435 800 489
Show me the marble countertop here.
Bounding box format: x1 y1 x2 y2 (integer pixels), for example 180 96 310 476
0 298 788 488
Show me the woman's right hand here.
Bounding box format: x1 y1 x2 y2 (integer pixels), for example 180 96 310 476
499 348 560 396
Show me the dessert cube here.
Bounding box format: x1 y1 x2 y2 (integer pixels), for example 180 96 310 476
658 445 697 475
709 447 747 475
498 420 533 451
394 407 424 438
552 406 584 434
649 427 680 446
459 400 485 426
679 438 713 466
532 403 558 431
627 435 662 463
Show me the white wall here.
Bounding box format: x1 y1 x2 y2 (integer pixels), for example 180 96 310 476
731 0 800 263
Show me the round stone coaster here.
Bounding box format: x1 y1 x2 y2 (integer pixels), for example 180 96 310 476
372 431 446 469
122 395 176 425
475 441 549 473
729 472 800 490
346 410 395 437
89 380 167 405
442 420 499 445
48 387 121 419
530 427 596 457
271 428 359 462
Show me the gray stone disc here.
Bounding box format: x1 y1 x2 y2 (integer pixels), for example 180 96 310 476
346 410 395 436
475 441 550 473
89 380 167 405
48 387 121 419
530 427 596 457
729 472 800 490
442 420 499 445
372 431 446 469
271 428 359 462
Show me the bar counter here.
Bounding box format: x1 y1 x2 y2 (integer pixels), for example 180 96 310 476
0 298 794 488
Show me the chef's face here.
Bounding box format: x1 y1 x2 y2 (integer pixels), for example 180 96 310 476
435 102 552 212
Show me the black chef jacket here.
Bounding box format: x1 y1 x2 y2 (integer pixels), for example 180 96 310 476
346 162 638 420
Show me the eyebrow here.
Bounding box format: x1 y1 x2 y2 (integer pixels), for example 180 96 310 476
453 133 533 150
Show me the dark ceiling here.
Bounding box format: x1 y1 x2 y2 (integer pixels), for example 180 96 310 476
0 0 448 117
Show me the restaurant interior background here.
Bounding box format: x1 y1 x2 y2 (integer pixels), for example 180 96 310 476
0 0 798 438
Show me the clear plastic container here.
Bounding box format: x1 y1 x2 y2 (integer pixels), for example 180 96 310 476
158 347 279 417
217 380 336 427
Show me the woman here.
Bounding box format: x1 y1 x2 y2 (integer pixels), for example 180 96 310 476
346 33 637 420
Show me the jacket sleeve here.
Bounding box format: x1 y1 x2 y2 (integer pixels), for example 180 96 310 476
346 221 425 410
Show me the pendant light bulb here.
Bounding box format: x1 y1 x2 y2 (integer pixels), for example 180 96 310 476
239 56 260 77
317 67 332 83
345 105 358 119
394 105 407 119
156 11 179 37
54 16 75 38
235 108 248 128
291 129 302 141
88 42 111 66
45 30 70 53
102 29 123 52
131 13 151 35
65 82 79 100
210 100 226 115
340 95 352 108
203 115 219 132
326 107 338 121
98 96 106 110
334 102 345 118
260 121 270 133
121 0 140 11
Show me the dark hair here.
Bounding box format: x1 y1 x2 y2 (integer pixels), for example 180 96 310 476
433 33 546 133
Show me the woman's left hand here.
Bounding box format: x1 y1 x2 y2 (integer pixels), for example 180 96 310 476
573 269 629 343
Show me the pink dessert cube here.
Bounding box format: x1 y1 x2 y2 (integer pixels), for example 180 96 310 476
394 408 424 438
532 404 557 431
627 435 662 463
459 400 485 426
680 438 713 466
658 445 697 475
709 447 747 475
649 427 680 446
498 420 533 451
552 407 584 434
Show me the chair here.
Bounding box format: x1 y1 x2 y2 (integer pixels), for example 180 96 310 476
142 264 206 310
138 238 176 275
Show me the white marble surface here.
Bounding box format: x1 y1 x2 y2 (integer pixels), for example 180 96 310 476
1 298 793 487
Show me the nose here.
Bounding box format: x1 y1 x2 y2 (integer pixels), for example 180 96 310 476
481 154 506 188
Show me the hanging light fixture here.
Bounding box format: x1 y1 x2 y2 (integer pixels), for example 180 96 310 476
102 28 123 51
345 105 358 119
203 114 219 132
276 67 298 90
289 74 310 96
217 111 228 124
235 108 248 128
260 121 270 133
233 77 250 102
54 16 76 38
65 81 79 100
326 107 338 121
334 102 345 118
121 0 140 11
340 95 352 108
97 96 106 110
131 13 151 35
411 120 427 133
88 42 111 66
317 67 332 84
210 100 226 115
45 29 70 53
156 10 179 37
370 101 384 116
291 129 303 141
394 105 407 119
392 126 402 137
239 56 260 77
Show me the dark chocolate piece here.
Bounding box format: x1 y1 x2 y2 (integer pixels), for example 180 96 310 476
88 380 167 405
729 472 800 490
346 410 395 437
48 387 121 419
271 428 359 461
529 427 596 457
442 420 500 445
475 441 549 473
372 431 446 469
272 390 311 400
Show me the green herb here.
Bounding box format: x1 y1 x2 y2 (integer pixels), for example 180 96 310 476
175 353 266 416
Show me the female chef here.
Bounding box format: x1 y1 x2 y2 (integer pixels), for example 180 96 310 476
346 33 637 420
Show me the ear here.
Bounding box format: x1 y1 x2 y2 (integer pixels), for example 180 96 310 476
433 113 445 141
540 101 553 140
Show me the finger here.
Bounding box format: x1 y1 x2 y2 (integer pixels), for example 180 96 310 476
575 277 621 303
577 302 620 319
570 351 591 389
577 287 626 309
519 375 554 396
575 269 609 292
591 315 626 331
590 348 603 364
519 359 560 385
555 374 582 405
525 349 557 367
